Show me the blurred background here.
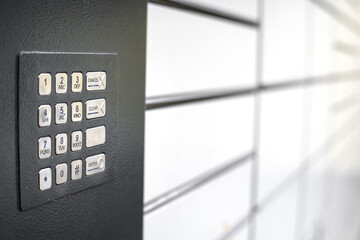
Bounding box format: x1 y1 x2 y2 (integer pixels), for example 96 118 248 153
143 0 360 239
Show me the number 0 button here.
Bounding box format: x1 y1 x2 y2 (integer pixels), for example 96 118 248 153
55 103 67 124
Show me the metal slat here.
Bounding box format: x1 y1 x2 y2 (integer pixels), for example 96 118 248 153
149 0 259 28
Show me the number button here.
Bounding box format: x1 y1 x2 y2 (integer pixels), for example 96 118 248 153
38 137 51 159
38 73 51 95
55 133 67 155
55 73 68 94
71 160 82 180
56 163 68 184
71 72 83 92
71 131 82 151
71 102 83 122
38 105 51 127
55 103 67 124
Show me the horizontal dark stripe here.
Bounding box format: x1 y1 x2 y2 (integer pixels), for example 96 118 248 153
144 151 254 215
149 0 259 28
146 70 360 110
311 0 360 37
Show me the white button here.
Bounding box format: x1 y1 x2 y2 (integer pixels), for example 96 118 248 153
86 126 106 148
55 133 67 155
38 105 51 127
38 137 51 159
86 99 106 119
71 131 82 151
71 72 83 92
38 73 51 95
39 168 52 190
71 160 82 180
86 72 106 91
55 103 67 124
71 102 83 122
56 163 68 184
85 154 105 176
55 73 68 94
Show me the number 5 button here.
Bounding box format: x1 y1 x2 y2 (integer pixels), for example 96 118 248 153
55 103 67 124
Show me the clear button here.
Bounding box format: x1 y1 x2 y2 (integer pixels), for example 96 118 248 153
86 99 106 119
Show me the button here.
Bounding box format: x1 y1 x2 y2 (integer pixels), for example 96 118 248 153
86 99 106 119
38 73 51 95
55 133 67 155
85 154 105 176
55 73 68 94
55 103 67 124
71 131 82 151
86 72 106 91
38 105 51 127
86 126 106 148
56 163 68 184
71 72 83 92
71 102 83 122
39 168 52 190
71 160 82 180
38 137 51 159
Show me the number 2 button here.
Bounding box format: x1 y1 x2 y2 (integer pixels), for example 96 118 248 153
55 73 67 94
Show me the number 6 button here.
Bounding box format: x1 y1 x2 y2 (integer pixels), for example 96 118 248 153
71 102 82 122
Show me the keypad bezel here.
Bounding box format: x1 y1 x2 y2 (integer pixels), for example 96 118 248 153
19 52 118 210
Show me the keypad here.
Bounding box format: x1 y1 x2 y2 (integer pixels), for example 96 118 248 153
19 52 117 210
36 71 107 191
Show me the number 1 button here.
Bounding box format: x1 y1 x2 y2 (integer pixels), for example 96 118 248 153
38 73 51 95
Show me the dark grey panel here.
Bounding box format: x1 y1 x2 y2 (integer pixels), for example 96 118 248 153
0 0 145 239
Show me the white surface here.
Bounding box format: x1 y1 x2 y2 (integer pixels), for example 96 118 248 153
256 186 298 240
144 162 251 240
146 3 257 97
145 97 254 202
179 0 258 21
258 88 304 201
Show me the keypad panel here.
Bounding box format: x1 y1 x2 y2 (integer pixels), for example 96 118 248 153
19 52 118 210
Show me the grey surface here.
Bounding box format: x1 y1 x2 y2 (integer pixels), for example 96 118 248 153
0 0 146 239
